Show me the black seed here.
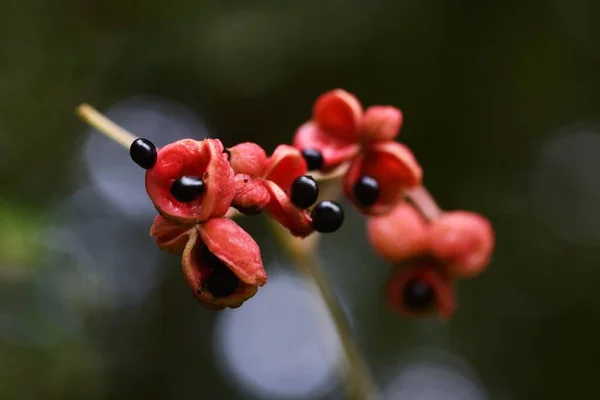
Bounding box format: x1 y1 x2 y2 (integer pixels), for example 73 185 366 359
353 175 380 207
200 246 240 298
311 200 344 233
206 267 240 298
403 278 435 310
130 138 157 169
301 149 324 171
290 175 319 209
170 176 205 203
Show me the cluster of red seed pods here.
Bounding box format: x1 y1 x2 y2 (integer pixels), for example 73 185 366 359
368 204 494 318
129 134 344 310
291 89 494 319
117 88 494 318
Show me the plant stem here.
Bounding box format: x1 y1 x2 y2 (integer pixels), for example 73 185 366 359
405 185 443 221
76 104 137 148
267 218 380 400
76 104 380 398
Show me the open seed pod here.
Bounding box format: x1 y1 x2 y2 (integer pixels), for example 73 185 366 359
262 144 308 191
386 262 456 319
145 138 236 224
343 141 422 216
181 218 268 310
230 144 316 237
263 180 314 237
292 90 362 170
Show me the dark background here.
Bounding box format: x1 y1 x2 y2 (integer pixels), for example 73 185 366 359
2 1 600 399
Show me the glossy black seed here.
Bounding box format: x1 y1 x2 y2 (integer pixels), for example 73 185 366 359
200 246 240 298
170 176 205 203
290 175 319 209
403 278 435 310
301 149 324 171
353 175 380 207
206 267 240 298
130 138 157 169
311 200 344 233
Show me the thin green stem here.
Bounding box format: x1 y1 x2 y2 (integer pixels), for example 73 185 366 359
76 104 137 148
267 179 380 400
267 218 380 400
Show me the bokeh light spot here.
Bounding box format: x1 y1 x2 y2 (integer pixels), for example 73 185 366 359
214 271 342 399
529 128 600 246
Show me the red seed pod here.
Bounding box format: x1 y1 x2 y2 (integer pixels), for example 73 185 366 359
293 89 421 216
262 146 314 236
231 174 270 215
230 144 308 211
428 211 495 279
293 121 360 170
181 218 267 310
386 262 456 319
263 180 314 238
145 138 236 224
262 144 308 191
343 142 422 215
359 105 403 143
293 89 408 172
227 142 267 177
367 202 429 263
293 89 363 170
228 144 316 237
312 89 363 142
149 215 193 254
